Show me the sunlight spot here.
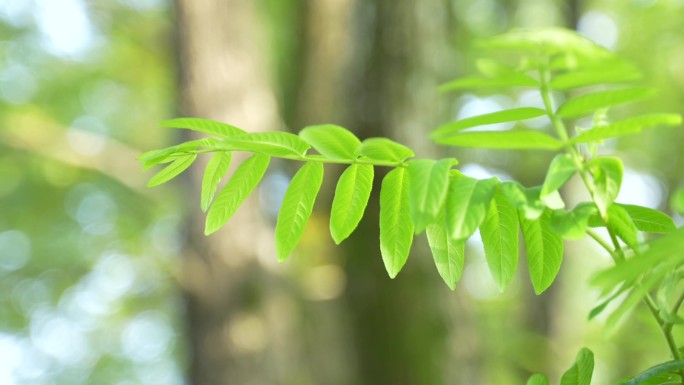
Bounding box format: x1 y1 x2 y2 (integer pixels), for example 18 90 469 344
67 116 109 156
0 0 32 27
12 279 50 315
0 65 37 105
75 192 118 235
0 231 31 272
577 11 618 50
35 0 95 58
259 171 290 220
30 309 90 366
302 265 347 301
119 0 165 11
226 313 267 355
459 163 511 181
120 311 173 362
616 169 664 208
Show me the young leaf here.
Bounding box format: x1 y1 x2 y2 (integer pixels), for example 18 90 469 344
557 87 656 119
589 157 623 218
356 138 414 162
161 117 246 138
426 210 466 290
201 152 232 212
560 348 594 385
621 361 684 385
275 162 324 261
205 154 270 235
147 154 197 187
434 130 563 150
541 154 577 197
571 114 682 144
521 210 564 294
606 204 639 252
526 374 550 385
408 158 457 233
438 75 538 93
501 181 545 220
329 164 374 244
139 138 218 170
431 107 547 138
618 203 676 233
299 124 361 160
221 132 311 157
550 203 597 239
379 167 414 278
446 173 499 240
480 189 519 292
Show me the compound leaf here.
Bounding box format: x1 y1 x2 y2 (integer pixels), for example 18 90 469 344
621 361 684 385
201 152 232 212
480 189 519 292
139 138 218 170
356 138 414 162
275 162 324 261
521 210 564 294
329 164 374 244
550 203 597 239
408 158 457 233
380 167 414 278
590 157 623 218
221 131 311 157
557 87 656 119
147 153 197 187
571 114 682 144
541 154 577 198
205 154 270 235
434 130 563 150
550 60 641 90
427 210 466 290
299 124 361 160
560 348 594 385
431 107 547 138
618 203 676 234
446 173 499 240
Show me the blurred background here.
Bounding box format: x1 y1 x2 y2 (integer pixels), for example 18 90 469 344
1 0 683 384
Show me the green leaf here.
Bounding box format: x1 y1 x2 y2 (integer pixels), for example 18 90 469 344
446 173 499 240
431 107 547 138
621 361 684 385
356 138 414 162
329 164 374 244
589 157 623 218
200 152 232 212
541 154 577 197
299 124 361 160
550 61 642 90
161 117 246 138
221 132 311 157
438 75 538 93
618 204 676 234
139 138 218 170
408 158 457 233
480 189 519 292
571 114 682 144
606 204 639 252
557 87 656 119
593 227 684 297
434 130 563 150
672 186 684 215
205 154 270 235
147 154 197 187
427 211 466 290
560 348 594 385
526 374 550 385
501 182 545 220
275 162 324 261
521 210 563 294
380 167 414 278
550 204 597 239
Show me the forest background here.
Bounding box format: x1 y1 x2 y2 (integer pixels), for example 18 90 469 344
1 0 683 384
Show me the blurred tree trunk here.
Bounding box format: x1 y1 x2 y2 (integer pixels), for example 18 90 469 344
174 1 303 384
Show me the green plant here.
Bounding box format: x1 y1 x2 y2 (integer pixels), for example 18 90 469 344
141 28 684 384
